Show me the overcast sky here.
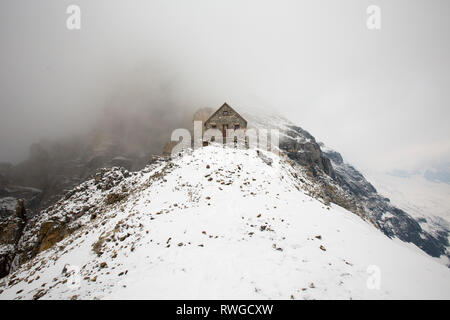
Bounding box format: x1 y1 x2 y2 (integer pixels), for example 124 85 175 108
0 0 449 174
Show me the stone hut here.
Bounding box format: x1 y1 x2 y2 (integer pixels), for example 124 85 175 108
203 103 247 143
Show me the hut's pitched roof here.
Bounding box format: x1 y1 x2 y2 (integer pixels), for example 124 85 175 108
204 103 247 125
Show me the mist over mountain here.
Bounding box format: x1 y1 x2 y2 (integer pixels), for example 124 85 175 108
1 0 450 300
1 1 449 173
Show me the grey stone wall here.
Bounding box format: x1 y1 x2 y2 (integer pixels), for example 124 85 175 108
204 104 247 134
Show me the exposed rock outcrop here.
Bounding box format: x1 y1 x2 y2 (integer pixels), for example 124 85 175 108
0 199 27 277
0 166 137 278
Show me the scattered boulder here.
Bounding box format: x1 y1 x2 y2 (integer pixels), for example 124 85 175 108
105 192 127 205
92 236 107 256
33 289 46 300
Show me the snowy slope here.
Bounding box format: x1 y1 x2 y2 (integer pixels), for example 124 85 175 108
242 110 449 261
0 146 449 300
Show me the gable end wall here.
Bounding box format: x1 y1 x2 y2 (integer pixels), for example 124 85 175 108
204 105 247 130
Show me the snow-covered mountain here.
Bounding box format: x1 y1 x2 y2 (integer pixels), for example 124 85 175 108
243 111 450 264
1 107 449 299
0 145 449 299
368 171 450 251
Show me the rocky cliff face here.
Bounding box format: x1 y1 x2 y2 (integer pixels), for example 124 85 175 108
280 125 335 179
0 200 27 277
0 166 135 279
321 145 449 258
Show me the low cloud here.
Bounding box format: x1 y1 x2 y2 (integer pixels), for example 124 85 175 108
0 0 449 175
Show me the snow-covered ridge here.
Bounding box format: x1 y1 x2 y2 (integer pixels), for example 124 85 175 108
0 146 449 299
241 111 449 262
